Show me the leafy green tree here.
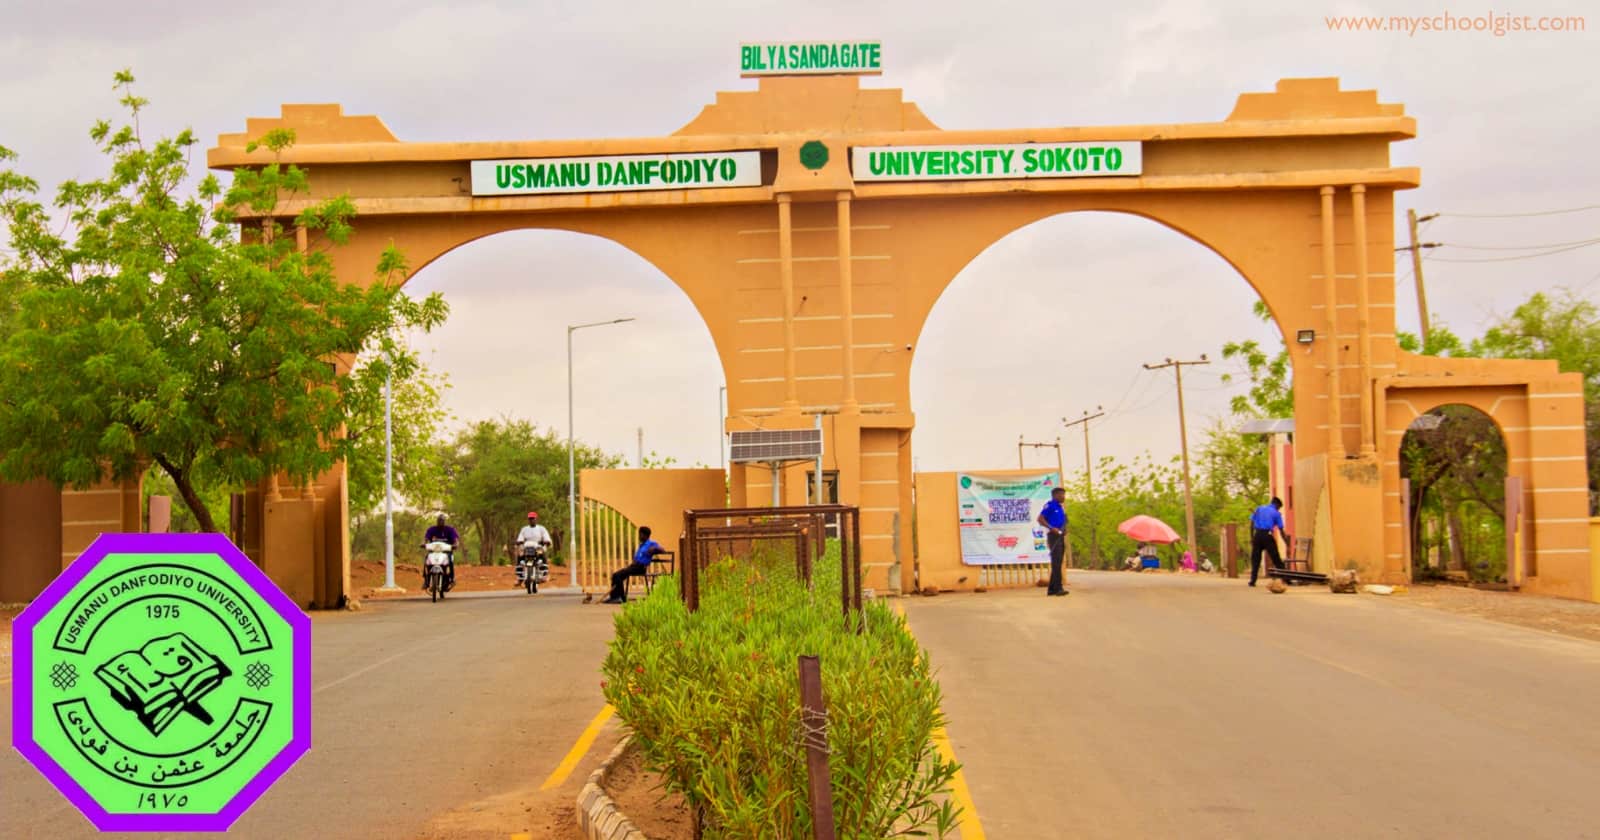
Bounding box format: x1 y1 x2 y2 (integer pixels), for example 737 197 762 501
1219 301 1294 418
443 419 621 565
0 72 446 531
342 353 452 516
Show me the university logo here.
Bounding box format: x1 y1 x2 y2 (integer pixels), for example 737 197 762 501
11 533 310 831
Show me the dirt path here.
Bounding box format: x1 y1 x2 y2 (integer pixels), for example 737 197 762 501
1394 582 1600 643
351 559 576 599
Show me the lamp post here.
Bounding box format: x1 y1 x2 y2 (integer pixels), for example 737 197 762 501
568 318 636 566
378 363 402 592
718 385 727 470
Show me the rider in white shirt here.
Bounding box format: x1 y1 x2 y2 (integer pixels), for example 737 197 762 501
516 511 553 557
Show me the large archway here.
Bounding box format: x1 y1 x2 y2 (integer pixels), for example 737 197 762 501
179 73 1591 605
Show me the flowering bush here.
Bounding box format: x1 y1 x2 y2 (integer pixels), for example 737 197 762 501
601 545 959 838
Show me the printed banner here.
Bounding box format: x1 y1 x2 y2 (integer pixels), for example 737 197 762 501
957 471 1061 565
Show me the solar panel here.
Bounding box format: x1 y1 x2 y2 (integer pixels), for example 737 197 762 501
729 428 823 463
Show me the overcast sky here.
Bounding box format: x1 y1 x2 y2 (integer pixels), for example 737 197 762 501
3 0 1596 476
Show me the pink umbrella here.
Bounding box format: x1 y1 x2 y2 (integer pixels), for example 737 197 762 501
1117 515 1181 544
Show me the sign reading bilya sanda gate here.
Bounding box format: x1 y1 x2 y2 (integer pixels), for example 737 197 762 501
11 533 310 832
470 151 762 197
853 142 1143 181
741 41 882 76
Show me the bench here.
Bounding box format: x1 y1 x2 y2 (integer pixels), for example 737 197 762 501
628 551 675 595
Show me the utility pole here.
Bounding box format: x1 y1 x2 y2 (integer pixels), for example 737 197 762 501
1063 406 1105 566
1144 356 1209 559
637 427 644 468
1397 208 1440 347
1018 436 1071 567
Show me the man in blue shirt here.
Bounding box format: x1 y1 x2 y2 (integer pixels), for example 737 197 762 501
1035 486 1070 597
422 514 460 591
1248 497 1287 587
602 525 667 604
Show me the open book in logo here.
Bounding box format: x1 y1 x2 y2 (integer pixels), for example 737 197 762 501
95 633 232 738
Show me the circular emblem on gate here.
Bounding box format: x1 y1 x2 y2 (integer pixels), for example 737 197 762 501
11 533 310 832
800 140 830 170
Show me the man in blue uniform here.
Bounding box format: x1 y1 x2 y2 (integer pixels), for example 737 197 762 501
1035 486 1070 597
1248 497 1287 587
603 525 667 604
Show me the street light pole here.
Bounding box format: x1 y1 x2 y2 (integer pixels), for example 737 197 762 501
379 364 401 591
1144 356 1209 561
568 318 636 567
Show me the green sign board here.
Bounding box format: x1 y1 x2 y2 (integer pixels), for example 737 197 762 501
740 41 883 76
852 142 1143 182
11 534 310 832
470 151 762 197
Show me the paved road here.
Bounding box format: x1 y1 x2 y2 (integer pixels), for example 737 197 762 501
2 592 619 839
906 571 1600 840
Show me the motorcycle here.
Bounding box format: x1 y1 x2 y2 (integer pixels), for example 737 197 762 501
423 541 454 602
515 543 550 594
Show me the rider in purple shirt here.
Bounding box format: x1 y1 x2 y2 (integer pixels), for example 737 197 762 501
423 514 460 590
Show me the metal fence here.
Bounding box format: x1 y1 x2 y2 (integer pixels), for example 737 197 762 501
680 505 862 626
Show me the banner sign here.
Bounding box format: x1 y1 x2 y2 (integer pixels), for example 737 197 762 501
852 142 1142 182
957 471 1061 565
741 41 883 76
470 151 762 196
11 533 310 832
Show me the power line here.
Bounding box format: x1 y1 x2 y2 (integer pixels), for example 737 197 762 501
1437 204 1600 219
1429 240 1600 263
1439 236 1600 252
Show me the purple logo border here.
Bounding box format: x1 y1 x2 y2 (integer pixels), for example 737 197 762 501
10 533 312 833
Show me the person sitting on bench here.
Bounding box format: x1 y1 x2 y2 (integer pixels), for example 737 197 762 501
602 525 667 604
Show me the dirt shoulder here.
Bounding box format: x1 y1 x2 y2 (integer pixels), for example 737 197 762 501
350 558 576 599
1396 583 1600 644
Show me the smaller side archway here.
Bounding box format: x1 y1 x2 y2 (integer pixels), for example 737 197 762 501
1398 405 1509 583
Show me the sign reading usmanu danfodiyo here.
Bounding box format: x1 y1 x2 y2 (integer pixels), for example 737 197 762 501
470 151 762 196
852 142 1143 181
740 41 882 76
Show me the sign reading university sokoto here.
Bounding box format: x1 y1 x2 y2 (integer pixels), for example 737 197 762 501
471 151 761 197
11 533 310 832
853 142 1143 181
741 41 882 76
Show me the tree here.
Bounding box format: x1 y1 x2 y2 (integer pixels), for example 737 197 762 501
0 73 447 531
342 353 452 517
1219 301 1294 418
443 419 621 564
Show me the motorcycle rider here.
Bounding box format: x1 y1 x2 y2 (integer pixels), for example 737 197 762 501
515 512 554 579
422 513 459 591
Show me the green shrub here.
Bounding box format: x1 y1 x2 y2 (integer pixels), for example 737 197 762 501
601 546 959 839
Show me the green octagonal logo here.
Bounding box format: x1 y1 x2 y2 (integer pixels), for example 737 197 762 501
11 533 311 832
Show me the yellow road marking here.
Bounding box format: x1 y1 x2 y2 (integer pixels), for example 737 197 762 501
539 704 615 791
891 599 986 839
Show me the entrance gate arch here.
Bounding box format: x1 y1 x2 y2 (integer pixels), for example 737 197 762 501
200 73 1591 605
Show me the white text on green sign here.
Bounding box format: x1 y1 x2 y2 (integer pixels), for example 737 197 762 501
851 142 1143 182
740 41 882 76
470 151 762 197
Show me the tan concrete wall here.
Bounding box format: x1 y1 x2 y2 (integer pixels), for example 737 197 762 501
579 468 727 562
1591 518 1600 604
914 469 1051 592
0 479 63 603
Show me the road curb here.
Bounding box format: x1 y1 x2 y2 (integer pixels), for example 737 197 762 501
576 735 646 840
